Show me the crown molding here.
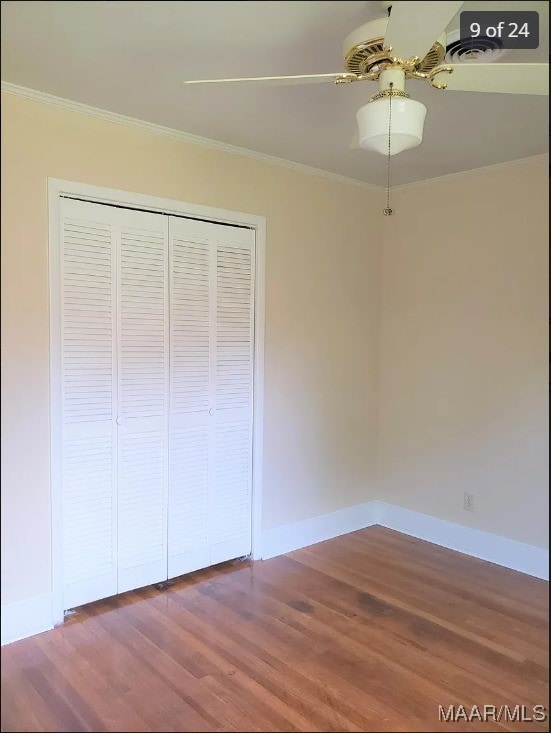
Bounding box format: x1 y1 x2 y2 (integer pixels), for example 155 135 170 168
1 81 378 191
393 153 548 191
3 81 546 193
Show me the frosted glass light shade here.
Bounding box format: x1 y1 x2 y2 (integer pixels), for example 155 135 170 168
356 97 427 156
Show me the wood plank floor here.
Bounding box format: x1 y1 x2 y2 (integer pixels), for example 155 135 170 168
1 526 548 732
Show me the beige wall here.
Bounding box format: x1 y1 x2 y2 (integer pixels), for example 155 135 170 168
378 158 549 549
1 92 383 605
1 91 548 610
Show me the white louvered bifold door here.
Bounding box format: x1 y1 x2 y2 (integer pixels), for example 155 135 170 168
60 199 118 609
60 199 169 608
116 208 169 593
59 200 252 606
212 227 255 564
168 217 255 578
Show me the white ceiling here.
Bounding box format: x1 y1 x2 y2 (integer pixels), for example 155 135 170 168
1 1 548 186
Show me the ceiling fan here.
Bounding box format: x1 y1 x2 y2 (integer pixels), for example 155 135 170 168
182 1 549 157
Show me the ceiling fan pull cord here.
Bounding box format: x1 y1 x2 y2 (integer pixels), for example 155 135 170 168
384 82 394 216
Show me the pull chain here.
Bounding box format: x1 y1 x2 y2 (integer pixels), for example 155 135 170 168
384 82 394 216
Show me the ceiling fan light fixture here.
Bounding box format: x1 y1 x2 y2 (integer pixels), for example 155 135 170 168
356 95 427 156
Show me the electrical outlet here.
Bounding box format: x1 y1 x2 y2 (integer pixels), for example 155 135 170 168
463 492 474 512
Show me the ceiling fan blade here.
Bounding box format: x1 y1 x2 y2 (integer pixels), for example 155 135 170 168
430 63 549 95
384 1 464 61
183 73 357 87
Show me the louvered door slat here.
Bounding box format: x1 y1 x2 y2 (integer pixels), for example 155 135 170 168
117 210 169 593
60 199 118 610
170 235 210 416
168 424 210 575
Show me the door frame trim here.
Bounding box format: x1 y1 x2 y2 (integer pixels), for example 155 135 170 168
48 178 266 624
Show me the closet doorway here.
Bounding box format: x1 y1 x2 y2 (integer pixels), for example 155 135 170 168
49 179 265 624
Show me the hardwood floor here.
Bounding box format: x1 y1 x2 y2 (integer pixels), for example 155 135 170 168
1 526 548 732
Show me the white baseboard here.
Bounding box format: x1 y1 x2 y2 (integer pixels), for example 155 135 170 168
261 501 378 560
375 501 549 581
261 500 548 581
1 593 54 646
